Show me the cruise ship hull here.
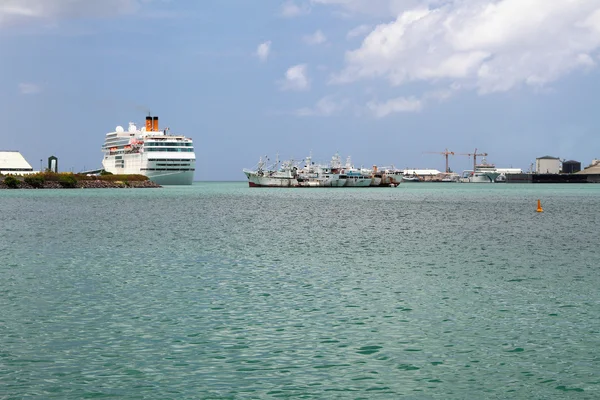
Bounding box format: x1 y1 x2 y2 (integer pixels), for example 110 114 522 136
145 170 194 185
102 154 195 185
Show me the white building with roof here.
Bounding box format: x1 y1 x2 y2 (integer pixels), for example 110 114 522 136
536 156 561 174
0 151 36 175
402 168 442 176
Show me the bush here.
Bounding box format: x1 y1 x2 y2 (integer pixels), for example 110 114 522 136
24 175 45 188
100 170 113 176
37 171 60 182
58 174 78 188
99 174 148 182
4 176 20 188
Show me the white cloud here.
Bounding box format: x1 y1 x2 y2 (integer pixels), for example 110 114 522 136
279 64 310 91
346 24 371 39
303 30 326 45
281 1 310 17
256 41 272 62
367 96 422 117
18 82 41 95
332 1 600 94
295 96 348 116
311 0 419 17
0 0 140 26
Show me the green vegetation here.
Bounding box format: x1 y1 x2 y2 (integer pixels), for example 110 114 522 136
93 174 148 182
1 172 151 189
58 174 78 188
26 171 148 182
24 175 45 188
3 176 20 188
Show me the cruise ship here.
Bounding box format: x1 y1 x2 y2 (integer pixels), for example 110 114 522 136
101 115 195 185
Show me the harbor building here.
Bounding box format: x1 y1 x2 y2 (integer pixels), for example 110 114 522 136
402 169 443 181
0 151 35 175
536 156 560 174
576 159 600 178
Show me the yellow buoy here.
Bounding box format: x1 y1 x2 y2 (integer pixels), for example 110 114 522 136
536 199 543 213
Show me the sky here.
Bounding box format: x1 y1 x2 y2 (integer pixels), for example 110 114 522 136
1 0 600 180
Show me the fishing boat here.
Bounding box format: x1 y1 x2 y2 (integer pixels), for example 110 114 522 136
401 173 421 182
243 156 299 187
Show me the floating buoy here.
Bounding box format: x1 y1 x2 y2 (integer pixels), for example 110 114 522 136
536 199 543 213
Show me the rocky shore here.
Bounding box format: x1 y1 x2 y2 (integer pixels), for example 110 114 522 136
0 179 161 189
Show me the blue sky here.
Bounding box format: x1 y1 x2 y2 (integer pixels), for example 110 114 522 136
1 0 600 180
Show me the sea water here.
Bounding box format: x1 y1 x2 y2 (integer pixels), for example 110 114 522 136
1 182 599 398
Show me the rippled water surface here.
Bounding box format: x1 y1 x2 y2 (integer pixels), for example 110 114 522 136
1 182 599 398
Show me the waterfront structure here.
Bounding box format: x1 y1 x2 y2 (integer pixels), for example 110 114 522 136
576 159 600 175
402 169 442 181
536 156 560 174
562 160 581 174
0 151 35 175
101 116 195 185
48 156 58 173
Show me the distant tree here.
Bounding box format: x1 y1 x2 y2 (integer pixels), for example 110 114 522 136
4 176 20 188
58 174 77 188
24 175 45 188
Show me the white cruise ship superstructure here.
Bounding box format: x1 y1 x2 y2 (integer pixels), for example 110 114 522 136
102 115 195 185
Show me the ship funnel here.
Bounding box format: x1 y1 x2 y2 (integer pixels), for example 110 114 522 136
145 115 152 132
152 116 159 132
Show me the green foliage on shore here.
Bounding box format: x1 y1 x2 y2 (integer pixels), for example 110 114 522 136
58 174 78 188
94 174 148 182
24 175 45 188
25 171 149 182
4 176 20 188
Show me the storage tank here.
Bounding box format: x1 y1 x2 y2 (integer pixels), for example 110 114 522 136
562 160 581 174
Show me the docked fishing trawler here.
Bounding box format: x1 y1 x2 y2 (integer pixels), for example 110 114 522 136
296 153 347 187
243 156 299 187
101 116 195 185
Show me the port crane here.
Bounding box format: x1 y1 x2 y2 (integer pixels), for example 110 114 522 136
459 148 488 172
424 149 454 173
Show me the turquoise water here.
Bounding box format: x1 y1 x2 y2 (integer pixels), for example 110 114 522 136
1 182 599 398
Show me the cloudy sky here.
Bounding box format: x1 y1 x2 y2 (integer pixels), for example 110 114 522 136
1 0 600 179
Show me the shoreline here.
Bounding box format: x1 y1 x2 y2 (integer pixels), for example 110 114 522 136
0 174 162 189
0 180 161 189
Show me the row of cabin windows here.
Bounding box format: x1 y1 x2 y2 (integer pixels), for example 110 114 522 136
148 159 196 162
145 142 193 147
140 168 196 171
145 148 194 152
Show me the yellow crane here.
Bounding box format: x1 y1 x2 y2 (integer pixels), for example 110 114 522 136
424 149 454 173
458 148 488 172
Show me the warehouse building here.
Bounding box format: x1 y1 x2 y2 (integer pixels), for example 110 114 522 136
0 151 35 175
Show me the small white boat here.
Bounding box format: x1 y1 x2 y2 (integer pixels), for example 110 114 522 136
401 174 421 182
